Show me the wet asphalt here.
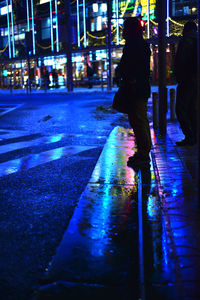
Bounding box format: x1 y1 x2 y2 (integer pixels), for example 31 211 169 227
0 92 125 300
1 90 195 300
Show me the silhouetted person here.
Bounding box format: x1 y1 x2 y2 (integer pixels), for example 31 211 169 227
174 21 198 146
86 63 94 88
44 69 50 89
113 64 121 87
52 69 58 88
119 17 151 166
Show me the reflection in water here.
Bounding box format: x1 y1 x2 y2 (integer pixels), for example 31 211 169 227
42 127 179 297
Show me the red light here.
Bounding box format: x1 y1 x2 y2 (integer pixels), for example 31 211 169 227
140 20 146 27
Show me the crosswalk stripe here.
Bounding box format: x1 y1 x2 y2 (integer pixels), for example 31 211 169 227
0 145 95 177
0 103 25 116
0 133 65 155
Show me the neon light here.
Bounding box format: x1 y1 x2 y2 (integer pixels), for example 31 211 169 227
26 0 30 31
55 0 59 52
167 0 170 37
6 0 11 58
147 0 150 38
76 0 80 48
116 0 119 45
0 5 11 15
10 0 15 57
30 0 35 54
49 0 54 52
83 0 86 47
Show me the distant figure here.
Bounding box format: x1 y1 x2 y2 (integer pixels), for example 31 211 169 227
52 69 58 88
119 17 151 167
44 69 50 89
113 64 121 87
174 21 198 146
86 63 94 88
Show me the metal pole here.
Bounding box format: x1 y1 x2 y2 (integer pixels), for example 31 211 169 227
170 88 176 121
76 0 80 48
147 0 150 39
49 0 54 52
107 0 112 91
55 0 59 52
158 0 167 134
26 0 30 31
64 0 73 92
6 0 11 59
153 92 159 129
10 0 15 58
116 0 119 45
166 0 170 37
83 0 87 48
30 0 35 55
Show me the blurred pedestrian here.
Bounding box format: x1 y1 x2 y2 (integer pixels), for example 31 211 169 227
86 63 94 89
113 64 121 87
119 17 151 166
52 69 58 88
174 21 198 146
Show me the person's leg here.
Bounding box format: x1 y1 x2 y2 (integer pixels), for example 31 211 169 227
176 83 194 144
128 99 151 159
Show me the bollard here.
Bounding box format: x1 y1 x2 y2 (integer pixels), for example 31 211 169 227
170 88 176 121
26 79 29 94
101 73 104 91
9 79 13 94
152 92 159 129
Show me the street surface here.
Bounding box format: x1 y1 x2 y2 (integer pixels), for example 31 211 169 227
0 92 124 300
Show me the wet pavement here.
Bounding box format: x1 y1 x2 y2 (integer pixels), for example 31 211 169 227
32 124 199 300
0 90 199 300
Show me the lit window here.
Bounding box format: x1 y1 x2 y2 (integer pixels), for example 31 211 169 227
91 19 95 32
191 7 197 13
40 0 50 4
101 3 107 12
97 16 102 31
93 3 98 13
0 5 11 15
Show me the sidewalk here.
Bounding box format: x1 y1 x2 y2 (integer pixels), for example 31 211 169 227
32 120 199 300
0 85 176 95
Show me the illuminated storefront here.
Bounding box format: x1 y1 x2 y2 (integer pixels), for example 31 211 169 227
0 0 198 89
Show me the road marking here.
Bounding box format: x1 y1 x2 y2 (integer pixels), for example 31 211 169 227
0 133 65 154
0 145 95 177
0 103 25 116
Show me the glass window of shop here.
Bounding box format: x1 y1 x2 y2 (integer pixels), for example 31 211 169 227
171 0 197 17
41 18 51 40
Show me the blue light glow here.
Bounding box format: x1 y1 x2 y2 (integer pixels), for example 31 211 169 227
76 0 80 48
10 0 15 57
30 0 35 55
116 0 119 45
83 0 87 47
6 0 11 58
167 0 170 37
55 0 59 52
147 0 150 39
49 0 54 52
26 0 30 31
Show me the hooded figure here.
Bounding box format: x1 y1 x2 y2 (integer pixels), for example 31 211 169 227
119 17 152 167
174 21 197 146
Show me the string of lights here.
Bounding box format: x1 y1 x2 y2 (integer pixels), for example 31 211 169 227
0 41 8 53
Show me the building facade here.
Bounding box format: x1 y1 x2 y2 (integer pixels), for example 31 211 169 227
0 0 198 89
